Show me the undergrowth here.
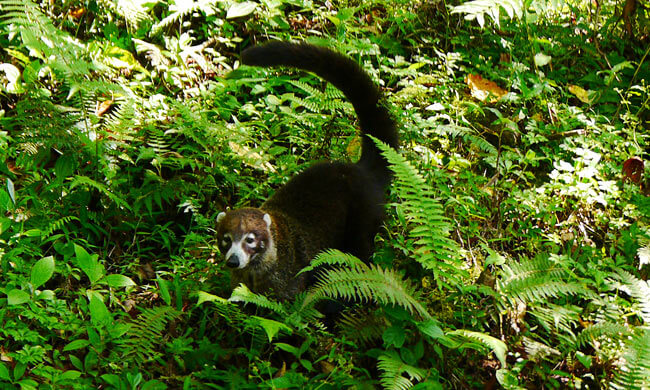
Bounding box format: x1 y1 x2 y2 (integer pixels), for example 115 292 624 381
1 0 649 388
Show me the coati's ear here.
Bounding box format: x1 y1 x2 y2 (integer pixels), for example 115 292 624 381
217 212 226 224
263 213 272 228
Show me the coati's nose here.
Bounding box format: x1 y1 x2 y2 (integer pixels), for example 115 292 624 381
226 254 240 268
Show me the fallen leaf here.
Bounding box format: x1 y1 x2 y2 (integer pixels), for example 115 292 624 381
96 100 113 117
70 7 85 19
622 157 644 184
466 74 507 102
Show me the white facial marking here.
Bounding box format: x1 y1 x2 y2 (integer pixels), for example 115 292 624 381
217 212 226 224
225 236 250 269
221 233 232 248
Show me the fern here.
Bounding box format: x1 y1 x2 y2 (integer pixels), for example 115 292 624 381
609 270 650 324
303 250 431 320
97 0 153 30
288 80 353 114
229 283 286 316
69 176 131 211
576 321 631 348
338 309 386 344
377 350 427 390
297 248 365 276
451 0 524 28
447 329 507 367
151 0 220 35
118 306 181 364
498 255 591 305
611 328 650 390
521 336 561 362
374 137 464 285
436 124 497 154
41 216 79 239
198 291 291 342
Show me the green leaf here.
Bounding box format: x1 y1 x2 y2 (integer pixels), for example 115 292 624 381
8 289 30 305
69 355 83 371
14 362 26 380
275 342 299 356
0 362 10 381
54 154 76 180
58 370 82 381
74 244 104 284
383 325 406 348
101 374 121 387
197 290 228 305
252 316 291 342
63 339 91 352
6 178 15 204
104 274 136 288
157 277 171 305
89 294 112 326
417 319 444 339
31 256 55 289
226 2 257 19
35 290 55 300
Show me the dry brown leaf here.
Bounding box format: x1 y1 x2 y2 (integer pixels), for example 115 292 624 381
95 100 113 117
70 7 85 19
623 157 644 184
466 74 507 102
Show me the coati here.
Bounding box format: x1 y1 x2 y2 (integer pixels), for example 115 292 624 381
215 41 398 300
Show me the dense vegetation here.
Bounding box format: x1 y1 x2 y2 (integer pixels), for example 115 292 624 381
1 0 650 388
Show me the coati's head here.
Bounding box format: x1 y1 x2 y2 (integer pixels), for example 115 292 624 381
215 208 273 269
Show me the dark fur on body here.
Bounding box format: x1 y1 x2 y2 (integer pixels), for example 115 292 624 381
216 42 398 300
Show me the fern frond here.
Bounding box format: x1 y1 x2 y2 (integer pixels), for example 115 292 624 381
529 304 581 337
297 248 364 276
229 283 287 316
133 39 170 69
97 0 153 29
611 328 650 390
498 255 591 304
436 124 497 154
151 0 219 35
198 291 286 343
448 329 507 367
576 322 631 348
374 137 463 284
609 270 650 324
451 0 524 28
521 336 561 362
304 252 431 320
118 306 181 364
377 350 426 390
69 176 131 211
338 308 386 344
41 216 79 239
288 80 353 114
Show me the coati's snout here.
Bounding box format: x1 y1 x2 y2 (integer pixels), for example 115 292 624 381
226 254 240 268
215 208 273 269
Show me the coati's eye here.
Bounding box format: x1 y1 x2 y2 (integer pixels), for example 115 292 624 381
220 236 231 247
245 236 255 244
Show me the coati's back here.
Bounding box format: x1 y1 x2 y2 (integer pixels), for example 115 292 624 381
215 42 398 300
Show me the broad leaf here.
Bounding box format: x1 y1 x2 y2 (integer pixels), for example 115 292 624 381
74 244 104 284
8 289 30 305
31 256 55 289
105 274 136 288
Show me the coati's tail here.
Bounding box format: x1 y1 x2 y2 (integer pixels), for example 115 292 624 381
241 41 398 187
